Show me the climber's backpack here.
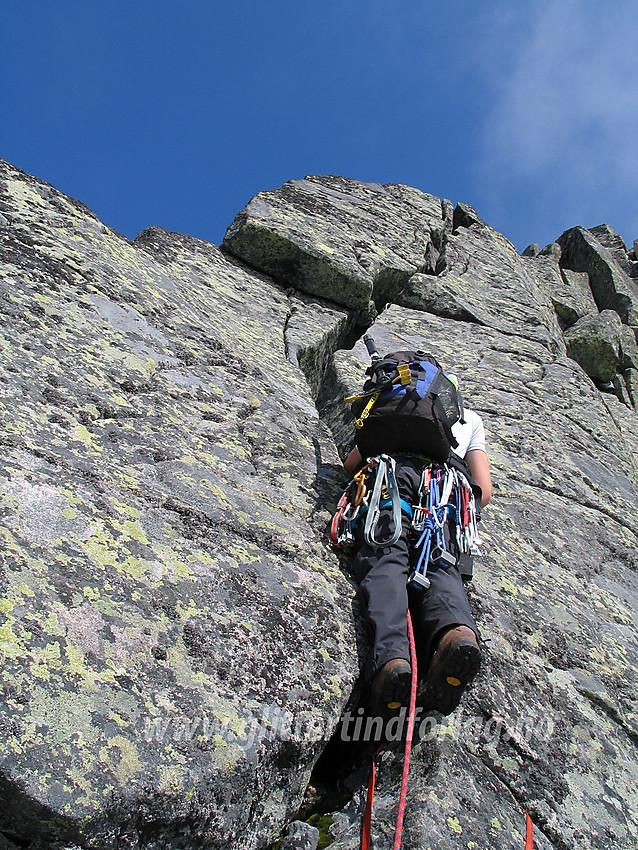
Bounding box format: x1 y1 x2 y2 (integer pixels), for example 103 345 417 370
348 350 464 462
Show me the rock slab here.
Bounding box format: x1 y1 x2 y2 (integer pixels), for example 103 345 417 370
0 159 358 849
223 175 445 312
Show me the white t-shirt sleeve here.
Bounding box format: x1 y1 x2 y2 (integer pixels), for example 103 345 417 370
450 408 486 458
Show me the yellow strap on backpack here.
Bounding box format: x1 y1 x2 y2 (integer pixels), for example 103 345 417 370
352 364 412 428
355 389 381 429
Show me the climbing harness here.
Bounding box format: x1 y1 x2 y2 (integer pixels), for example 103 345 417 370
330 457 481 583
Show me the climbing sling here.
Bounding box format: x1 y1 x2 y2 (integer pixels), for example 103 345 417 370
363 455 402 548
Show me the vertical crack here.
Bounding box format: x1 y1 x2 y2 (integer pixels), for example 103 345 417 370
283 295 294 361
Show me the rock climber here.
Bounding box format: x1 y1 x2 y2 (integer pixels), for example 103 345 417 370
343 381 492 720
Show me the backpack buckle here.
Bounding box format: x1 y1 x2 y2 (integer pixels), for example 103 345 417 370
397 363 411 385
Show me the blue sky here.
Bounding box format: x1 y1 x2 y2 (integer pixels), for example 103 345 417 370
1 1 636 254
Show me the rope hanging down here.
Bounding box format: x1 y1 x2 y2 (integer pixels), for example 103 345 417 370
359 610 535 850
392 610 418 850
360 610 418 850
525 810 534 849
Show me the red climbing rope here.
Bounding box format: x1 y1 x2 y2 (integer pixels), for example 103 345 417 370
361 746 381 850
525 810 534 849
392 609 418 850
360 609 418 850
360 610 534 850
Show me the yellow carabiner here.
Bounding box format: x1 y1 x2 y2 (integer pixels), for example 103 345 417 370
353 467 368 506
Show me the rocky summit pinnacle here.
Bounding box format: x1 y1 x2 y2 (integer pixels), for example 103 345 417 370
1 159 638 850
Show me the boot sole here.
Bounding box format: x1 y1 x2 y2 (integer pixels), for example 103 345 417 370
422 640 481 715
374 666 412 717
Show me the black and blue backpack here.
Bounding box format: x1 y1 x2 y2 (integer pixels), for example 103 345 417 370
347 347 464 462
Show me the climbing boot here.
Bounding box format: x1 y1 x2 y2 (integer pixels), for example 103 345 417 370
370 657 412 716
422 626 481 715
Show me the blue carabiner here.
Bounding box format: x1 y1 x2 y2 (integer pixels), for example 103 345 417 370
414 521 433 576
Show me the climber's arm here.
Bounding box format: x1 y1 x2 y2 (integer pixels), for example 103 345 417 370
344 447 363 476
466 449 492 507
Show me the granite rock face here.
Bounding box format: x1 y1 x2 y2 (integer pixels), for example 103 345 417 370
563 310 624 382
551 268 598 327
1 163 638 850
557 225 638 325
222 176 447 313
396 215 566 351
0 160 358 849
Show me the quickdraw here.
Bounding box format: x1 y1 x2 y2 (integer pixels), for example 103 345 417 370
330 455 406 549
409 462 480 590
363 455 402 548
330 465 371 548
